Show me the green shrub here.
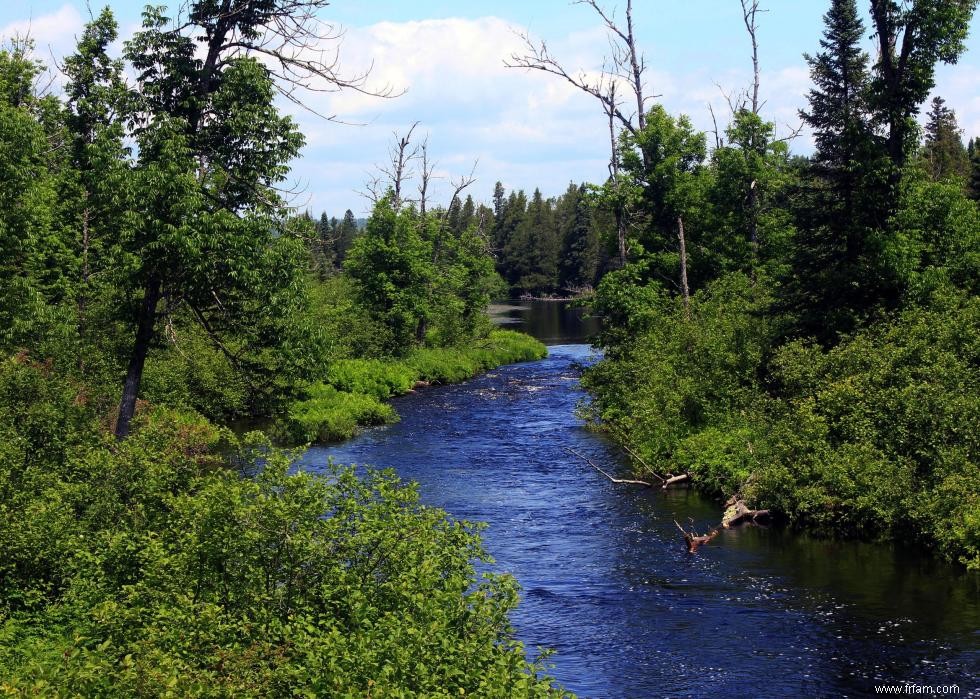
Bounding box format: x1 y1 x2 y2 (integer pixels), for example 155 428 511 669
286 384 397 443
324 358 417 400
0 390 566 696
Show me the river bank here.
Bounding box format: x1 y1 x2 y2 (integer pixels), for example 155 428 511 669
277 329 546 444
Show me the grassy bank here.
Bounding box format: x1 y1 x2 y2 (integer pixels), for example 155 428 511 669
281 329 547 443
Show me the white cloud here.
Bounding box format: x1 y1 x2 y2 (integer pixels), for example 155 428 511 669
0 4 82 55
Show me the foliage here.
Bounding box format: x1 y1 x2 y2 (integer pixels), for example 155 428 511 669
582 0 979 568
0 374 565 695
346 197 504 353
280 330 547 445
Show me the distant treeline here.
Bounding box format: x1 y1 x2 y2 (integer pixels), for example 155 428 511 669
309 181 614 297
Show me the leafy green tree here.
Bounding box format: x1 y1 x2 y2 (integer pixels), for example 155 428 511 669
0 42 74 356
345 199 435 352
869 0 978 169
106 1 341 438
708 110 794 276
619 105 708 307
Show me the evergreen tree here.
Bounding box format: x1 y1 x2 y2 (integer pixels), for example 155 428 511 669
459 194 476 234
787 0 892 341
61 8 131 367
507 188 557 293
969 137 980 200
494 190 527 286
335 209 359 264
921 96 970 181
557 184 599 292
310 211 335 276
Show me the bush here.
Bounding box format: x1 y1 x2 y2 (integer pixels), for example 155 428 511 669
286 384 398 443
584 273 980 569
0 388 566 696
324 358 417 400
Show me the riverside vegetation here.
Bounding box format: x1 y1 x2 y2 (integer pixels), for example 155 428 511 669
567 0 980 569
0 3 555 695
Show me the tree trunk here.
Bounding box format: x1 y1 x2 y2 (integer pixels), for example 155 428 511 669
115 276 161 439
677 215 690 319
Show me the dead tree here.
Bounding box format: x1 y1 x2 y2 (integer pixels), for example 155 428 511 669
505 0 653 267
418 135 435 217
677 215 691 319
740 0 764 116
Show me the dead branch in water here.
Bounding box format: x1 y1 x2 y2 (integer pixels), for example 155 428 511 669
675 495 771 554
662 473 690 488
674 519 720 553
564 448 655 487
721 495 770 528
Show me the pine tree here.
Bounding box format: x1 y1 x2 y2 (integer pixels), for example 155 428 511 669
786 0 891 342
557 184 599 292
310 212 335 276
969 137 980 200
459 195 476 233
922 96 970 181
335 209 359 264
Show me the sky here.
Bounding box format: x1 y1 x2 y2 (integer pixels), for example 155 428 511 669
2 1 979 216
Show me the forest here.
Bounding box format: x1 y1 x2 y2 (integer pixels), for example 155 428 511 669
0 0 978 695
564 0 980 569
0 1 556 694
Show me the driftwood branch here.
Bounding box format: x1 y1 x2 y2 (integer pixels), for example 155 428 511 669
675 520 720 553
617 442 665 483
565 448 654 487
662 473 690 488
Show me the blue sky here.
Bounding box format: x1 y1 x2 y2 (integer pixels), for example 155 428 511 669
3 1 979 215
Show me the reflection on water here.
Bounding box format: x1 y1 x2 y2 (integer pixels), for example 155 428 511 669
298 345 980 698
490 299 600 345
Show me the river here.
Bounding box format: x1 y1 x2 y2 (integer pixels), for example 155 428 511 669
297 301 979 698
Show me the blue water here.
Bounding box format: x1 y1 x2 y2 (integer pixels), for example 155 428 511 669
297 344 979 698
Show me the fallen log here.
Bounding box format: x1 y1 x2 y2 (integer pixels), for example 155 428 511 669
721 496 770 528
564 448 655 487
662 473 690 489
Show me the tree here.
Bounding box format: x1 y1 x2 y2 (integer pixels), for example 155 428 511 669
869 0 978 169
557 184 599 292
506 188 558 293
620 106 708 314
969 137 980 200
108 1 380 439
921 96 970 181
335 209 359 263
61 8 131 366
506 0 651 267
781 0 893 341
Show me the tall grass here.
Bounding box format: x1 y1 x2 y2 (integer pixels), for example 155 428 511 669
282 330 546 444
